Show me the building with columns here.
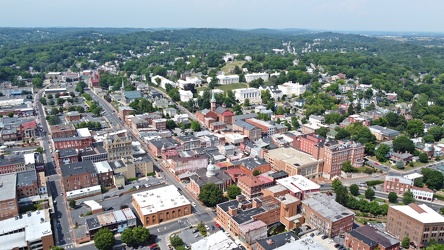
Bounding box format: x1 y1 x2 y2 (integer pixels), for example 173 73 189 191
245 73 269 83
235 88 262 104
278 81 306 96
189 161 232 196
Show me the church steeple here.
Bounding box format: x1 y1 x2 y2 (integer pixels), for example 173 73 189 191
121 79 125 94
210 91 216 111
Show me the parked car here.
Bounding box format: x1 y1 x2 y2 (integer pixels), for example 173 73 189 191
321 235 328 239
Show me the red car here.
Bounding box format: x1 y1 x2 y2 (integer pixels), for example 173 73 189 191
214 222 220 228
149 244 158 249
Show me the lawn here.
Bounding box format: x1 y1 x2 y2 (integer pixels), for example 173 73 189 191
221 61 245 74
216 83 248 92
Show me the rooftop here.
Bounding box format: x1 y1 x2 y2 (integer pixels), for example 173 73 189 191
302 193 354 222
132 185 191 215
255 232 299 250
233 157 268 171
266 147 320 166
352 225 399 248
0 209 52 250
60 161 96 177
191 230 238 250
276 175 320 193
0 172 17 200
57 148 78 158
93 161 113 174
390 203 444 224
16 170 37 187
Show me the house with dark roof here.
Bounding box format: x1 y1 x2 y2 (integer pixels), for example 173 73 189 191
344 225 400 250
189 161 232 196
255 232 299 250
233 120 262 141
233 157 271 176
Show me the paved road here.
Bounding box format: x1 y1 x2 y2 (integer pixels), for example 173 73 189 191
85 89 124 129
86 90 216 250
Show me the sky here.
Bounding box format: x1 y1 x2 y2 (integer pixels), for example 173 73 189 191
1 0 443 33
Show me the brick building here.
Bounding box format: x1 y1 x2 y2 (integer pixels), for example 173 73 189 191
65 111 82 121
189 162 232 196
19 120 37 140
302 193 355 237
54 148 79 169
152 118 167 130
292 133 325 160
93 161 114 187
386 204 444 247
233 157 271 176
168 155 208 174
232 120 262 141
52 136 93 150
50 124 77 138
0 156 27 175
344 225 400 250
16 170 39 199
276 175 320 200
383 173 414 195
323 141 365 179
0 173 19 220
61 161 99 193
132 185 191 227
237 175 274 199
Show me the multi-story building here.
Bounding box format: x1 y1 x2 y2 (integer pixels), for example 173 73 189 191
24 152 44 172
411 186 434 201
54 148 79 169
61 161 99 193
245 118 276 136
237 175 274 199
168 155 208 174
16 170 39 199
93 161 114 187
344 225 400 250
276 175 320 200
369 125 400 141
132 185 191 226
277 81 306 96
52 136 94 150
264 147 323 178
131 116 150 131
0 156 27 175
0 209 54 250
245 72 269 83
80 146 108 163
152 118 167 130
302 193 355 237
209 74 239 85
66 111 82 121
384 174 413 195
386 203 444 247
19 120 37 139
104 135 132 161
0 172 19 220
234 88 262 104
118 106 134 119
292 133 325 160
175 135 201 151
233 157 271 176
233 120 262 141
189 161 232 196
50 124 77 138
323 141 365 179
86 208 137 240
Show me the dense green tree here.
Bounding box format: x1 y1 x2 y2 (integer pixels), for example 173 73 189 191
423 134 435 143
332 179 342 192
7 112 14 118
132 226 149 246
198 183 223 207
69 200 76 209
190 120 201 132
393 135 415 153
35 146 44 154
421 168 444 190
365 142 376 155
406 119 425 137
46 115 61 125
32 77 43 88
166 120 177 130
342 161 355 173
403 190 415 205
365 188 375 200
335 128 351 140
120 228 134 247
94 228 115 250
39 97 47 105
243 98 250 107
428 126 444 142
170 235 184 248
375 144 390 162
261 90 271 104
419 152 429 163
227 185 242 199
401 237 410 249
335 185 349 206
316 127 329 138
388 192 398 203
349 184 360 196
414 177 424 187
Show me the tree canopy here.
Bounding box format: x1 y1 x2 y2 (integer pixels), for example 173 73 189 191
198 183 223 207
94 228 115 250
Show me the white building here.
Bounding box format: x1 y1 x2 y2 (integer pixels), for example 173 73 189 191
245 72 269 83
411 186 434 201
208 74 239 85
179 90 193 102
0 209 54 250
151 75 176 89
235 88 262 104
191 231 238 250
276 175 320 200
278 81 306 96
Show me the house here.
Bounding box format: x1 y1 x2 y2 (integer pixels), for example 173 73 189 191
369 125 400 141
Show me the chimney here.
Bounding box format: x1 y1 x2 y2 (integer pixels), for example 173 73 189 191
228 206 238 216
252 198 262 208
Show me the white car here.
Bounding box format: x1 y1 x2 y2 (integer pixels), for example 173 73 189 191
192 202 197 207
205 225 210 231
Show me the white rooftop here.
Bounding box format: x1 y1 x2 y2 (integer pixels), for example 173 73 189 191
277 175 320 193
276 237 327 250
132 185 190 216
77 128 91 137
94 161 113 174
0 172 17 200
391 204 444 224
0 209 52 249
83 200 103 211
403 173 423 180
23 153 35 165
191 231 238 250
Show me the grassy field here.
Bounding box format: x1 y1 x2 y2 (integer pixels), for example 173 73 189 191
221 61 245 74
